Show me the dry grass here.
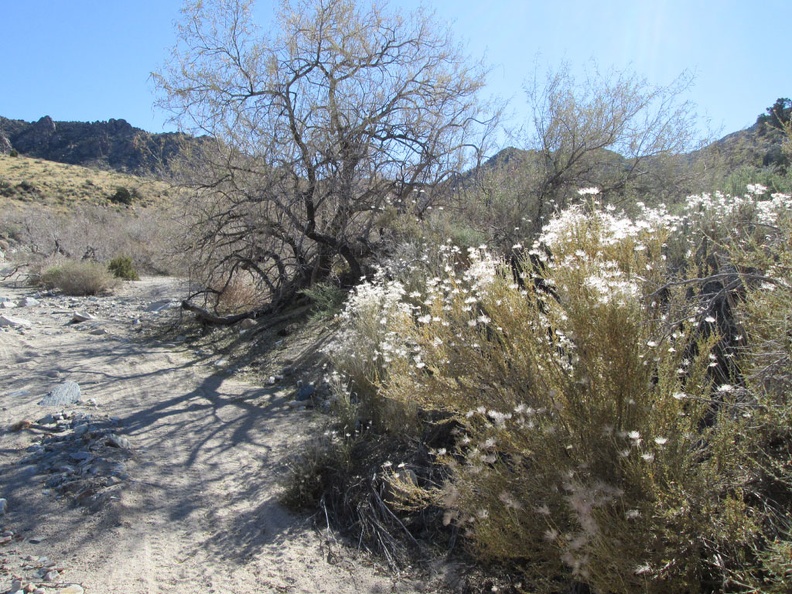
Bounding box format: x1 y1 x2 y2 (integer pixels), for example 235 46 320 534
0 153 173 210
38 260 120 296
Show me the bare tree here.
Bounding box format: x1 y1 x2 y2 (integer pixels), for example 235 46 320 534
154 0 495 312
525 63 700 217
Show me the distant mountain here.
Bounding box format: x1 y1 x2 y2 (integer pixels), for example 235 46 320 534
0 116 200 175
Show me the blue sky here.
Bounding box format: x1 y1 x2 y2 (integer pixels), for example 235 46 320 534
1 0 788 147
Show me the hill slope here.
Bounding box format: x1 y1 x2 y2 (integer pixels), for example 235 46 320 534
0 115 200 175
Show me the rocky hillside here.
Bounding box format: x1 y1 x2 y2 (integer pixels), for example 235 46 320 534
0 116 201 175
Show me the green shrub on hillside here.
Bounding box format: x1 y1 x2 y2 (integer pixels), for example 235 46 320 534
109 186 134 205
327 187 792 592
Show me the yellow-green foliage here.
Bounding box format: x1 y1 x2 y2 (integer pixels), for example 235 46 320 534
0 153 172 209
39 260 120 296
330 188 792 592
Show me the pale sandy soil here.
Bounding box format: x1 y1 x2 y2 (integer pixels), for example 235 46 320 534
0 276 452 594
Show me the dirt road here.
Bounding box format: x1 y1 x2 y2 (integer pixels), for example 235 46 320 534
0 277 435 593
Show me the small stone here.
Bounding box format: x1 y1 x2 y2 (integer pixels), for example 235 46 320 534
18 297 40 307
43 570 59 581
0 498 7 514
59 586 84 594
39 382 81 407
106 434 132 450
239 318 257 330
73 424 90 437
70 311 95 323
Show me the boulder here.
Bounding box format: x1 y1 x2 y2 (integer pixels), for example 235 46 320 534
0 314 32 328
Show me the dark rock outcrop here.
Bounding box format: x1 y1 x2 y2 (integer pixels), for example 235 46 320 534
0 115 199 175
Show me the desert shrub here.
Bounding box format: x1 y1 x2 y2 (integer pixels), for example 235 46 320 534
107 255 140 280
39 259 119 295
300 281 347 320
211 271 266 314
281 432 355 511
328 188 792 592
109 186 133 205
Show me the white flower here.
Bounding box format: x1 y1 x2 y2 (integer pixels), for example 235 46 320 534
577 187 601 195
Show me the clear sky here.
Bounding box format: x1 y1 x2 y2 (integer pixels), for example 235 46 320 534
1 0 788 147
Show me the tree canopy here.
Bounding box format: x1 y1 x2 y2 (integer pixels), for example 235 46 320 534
154 0 495 309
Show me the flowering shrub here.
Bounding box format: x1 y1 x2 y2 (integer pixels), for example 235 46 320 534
327 187 792 592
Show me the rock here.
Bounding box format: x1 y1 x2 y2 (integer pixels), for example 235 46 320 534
59 586 84 594
145 299 177 312
287 399 310 409
0 498 7 514
0 314 33 328
295 382 315 401
39 381 82 406
106 434 132 450
70 311 95 323
43 570 59 581
239 318 258 330
17 297 39 307
0 299 16 309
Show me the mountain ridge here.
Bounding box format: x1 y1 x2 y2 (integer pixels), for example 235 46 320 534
0 115 200 175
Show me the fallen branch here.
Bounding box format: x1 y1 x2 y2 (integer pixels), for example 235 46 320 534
180 300 271 325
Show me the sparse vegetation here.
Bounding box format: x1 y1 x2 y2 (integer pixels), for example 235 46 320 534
39 260 120 295
1 2 791 589
0 153 171 208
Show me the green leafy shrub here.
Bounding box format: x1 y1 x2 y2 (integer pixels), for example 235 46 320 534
107 256 140 280
109 186 133 205
328 188 792 592
300 281 347 320
39 260 119 296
